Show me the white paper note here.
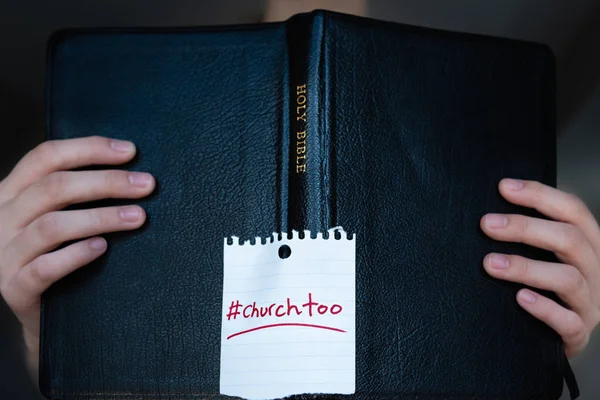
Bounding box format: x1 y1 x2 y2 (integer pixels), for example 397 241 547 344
220 227 356 400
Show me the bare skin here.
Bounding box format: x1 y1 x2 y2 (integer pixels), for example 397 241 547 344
0 137 155 382
262 0 367 22
263 0 600 359
1 0 598 389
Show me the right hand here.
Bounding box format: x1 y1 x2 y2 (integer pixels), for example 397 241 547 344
0 136 155 383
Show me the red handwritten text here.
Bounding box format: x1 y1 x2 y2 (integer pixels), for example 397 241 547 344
225 293 345 339
226 293 342 320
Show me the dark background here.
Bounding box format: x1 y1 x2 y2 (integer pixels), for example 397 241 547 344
1 1 599 398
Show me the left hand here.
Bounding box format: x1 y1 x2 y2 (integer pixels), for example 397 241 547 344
481 178 600 358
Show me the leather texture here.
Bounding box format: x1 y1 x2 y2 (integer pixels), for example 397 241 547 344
42 10 569 399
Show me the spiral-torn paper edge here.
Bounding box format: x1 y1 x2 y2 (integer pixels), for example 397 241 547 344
224 226 355 246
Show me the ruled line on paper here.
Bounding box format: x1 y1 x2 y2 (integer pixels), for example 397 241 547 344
220 227 356 399
224 285 354 294
226 258 355 268
225 272 353 280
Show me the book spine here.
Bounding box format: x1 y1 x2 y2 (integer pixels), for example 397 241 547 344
286 12 327 234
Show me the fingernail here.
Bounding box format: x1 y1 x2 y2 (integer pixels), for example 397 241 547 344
110 139 135 153
89 238 107 251
485 214 508 229
518 289 537 304
128 172 153 188
119 206 141 222
489 253 509 269
504 178 524 191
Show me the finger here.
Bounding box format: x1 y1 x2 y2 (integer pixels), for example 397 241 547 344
516 289 589 358
5 206 145 268
2 237 107 315
480 214 598 276
498 178 600 250
5 170 155 228
0 136 136 200
483 253 590 313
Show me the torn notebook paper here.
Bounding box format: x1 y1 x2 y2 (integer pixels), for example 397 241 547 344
220 227 356 400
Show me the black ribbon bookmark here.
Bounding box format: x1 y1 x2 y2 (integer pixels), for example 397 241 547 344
563 352 580 399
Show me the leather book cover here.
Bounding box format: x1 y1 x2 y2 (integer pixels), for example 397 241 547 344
41 10 576 399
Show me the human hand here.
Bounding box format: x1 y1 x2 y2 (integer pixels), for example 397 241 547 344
481 178 600 358
0 136 155 382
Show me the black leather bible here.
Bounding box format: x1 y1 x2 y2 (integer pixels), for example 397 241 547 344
41 10 578 400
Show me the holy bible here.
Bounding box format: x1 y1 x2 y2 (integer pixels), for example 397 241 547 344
41 10 578 399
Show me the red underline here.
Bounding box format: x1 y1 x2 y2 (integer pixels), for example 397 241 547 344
227 323 346 340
